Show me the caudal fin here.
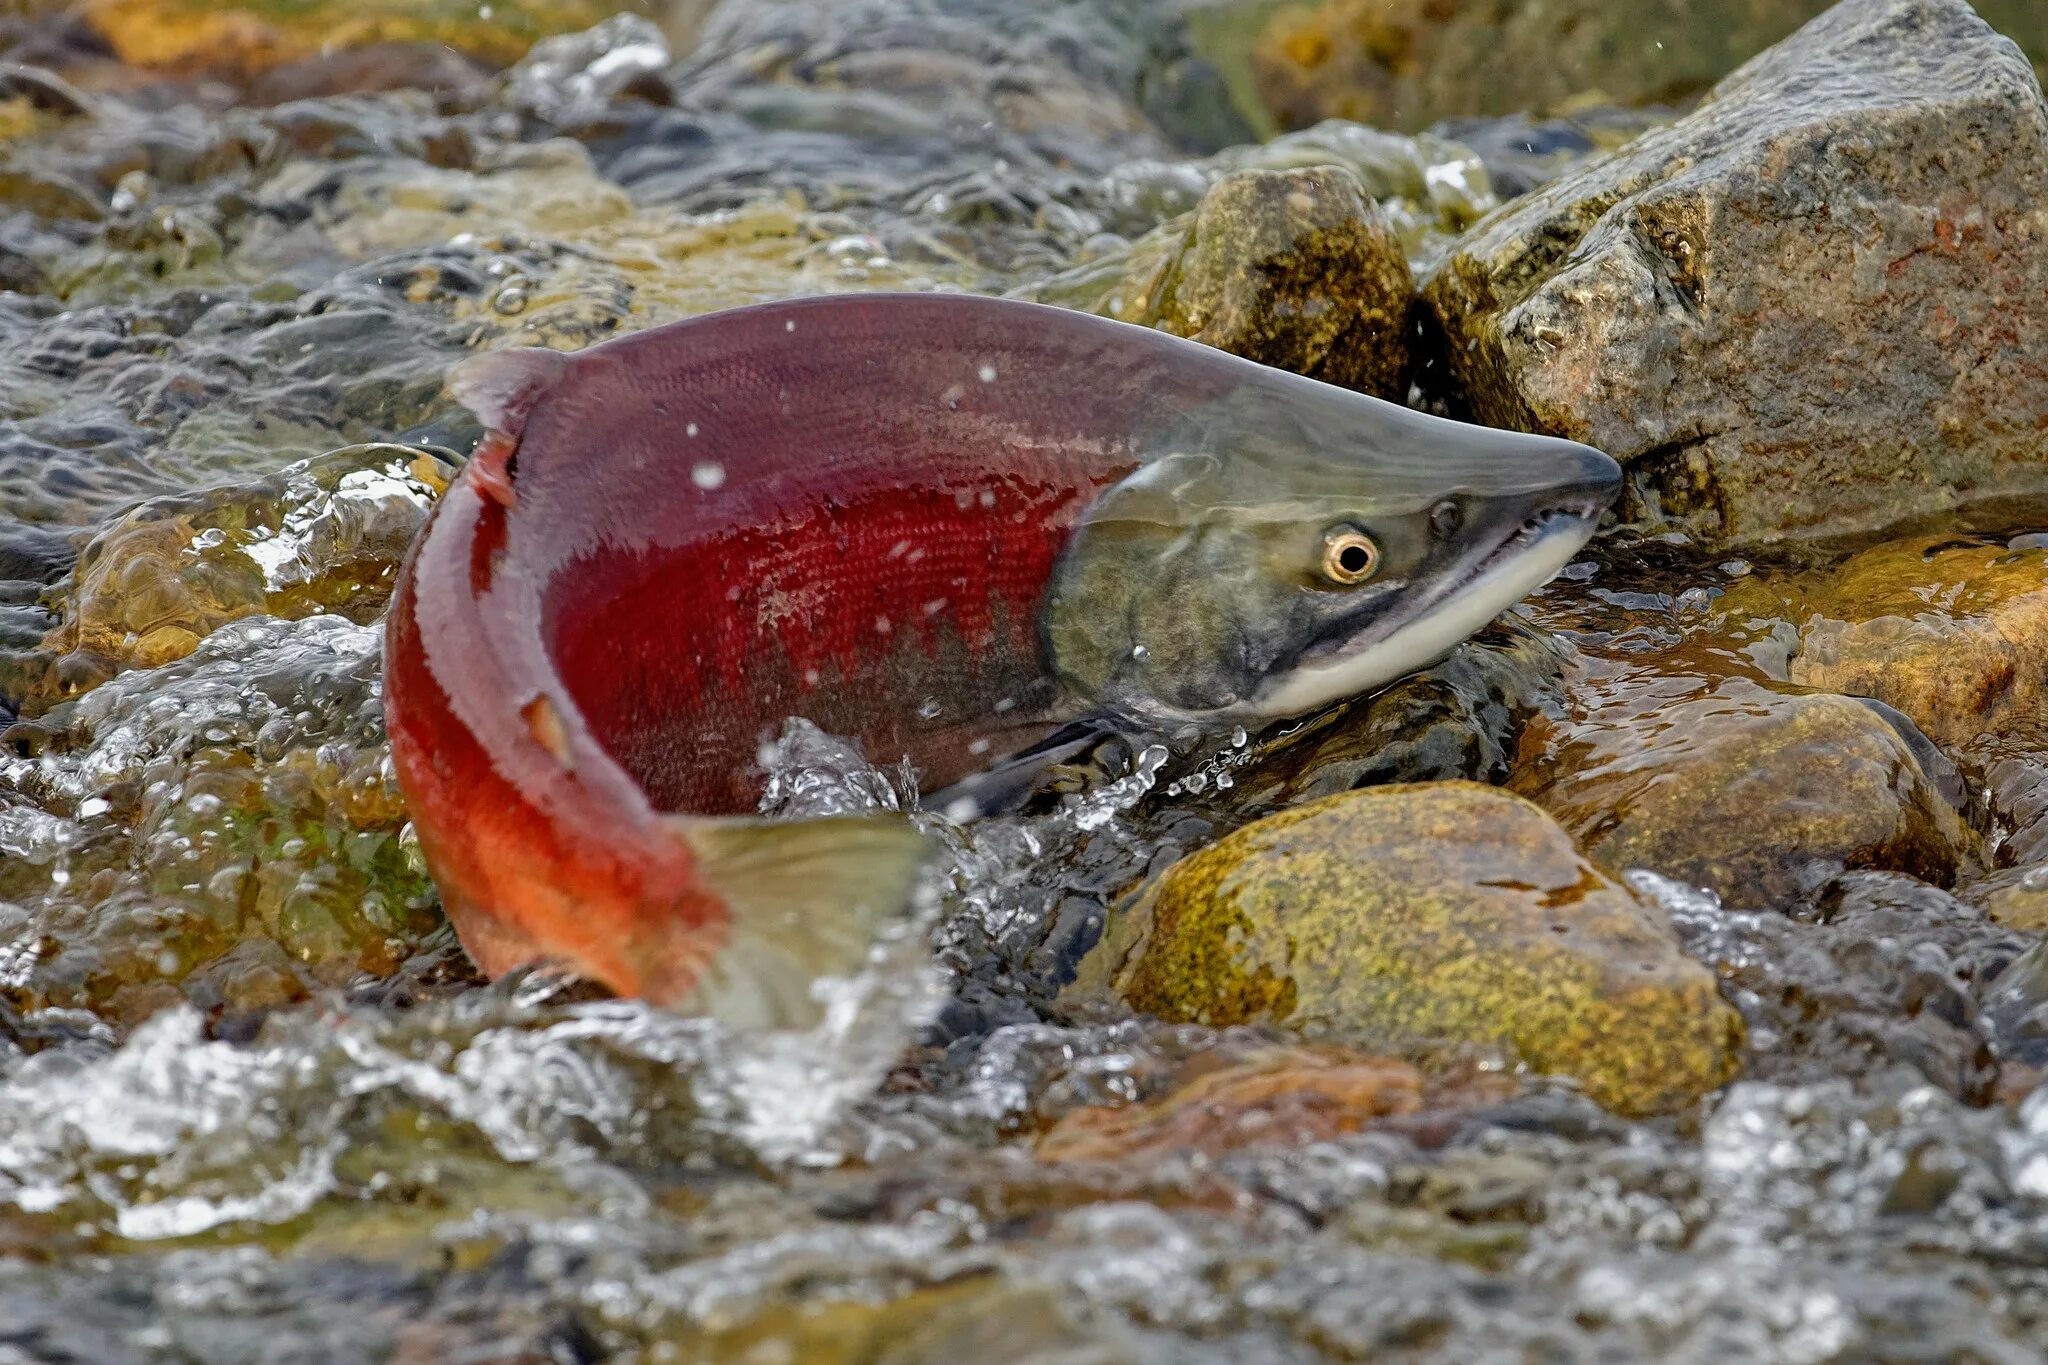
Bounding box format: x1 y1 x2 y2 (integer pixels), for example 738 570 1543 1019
659 813 936 1030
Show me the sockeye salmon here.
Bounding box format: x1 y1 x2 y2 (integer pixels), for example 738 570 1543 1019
384 293 1620 1023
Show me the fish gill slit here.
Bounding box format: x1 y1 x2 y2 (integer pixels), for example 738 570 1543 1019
469 430 521 509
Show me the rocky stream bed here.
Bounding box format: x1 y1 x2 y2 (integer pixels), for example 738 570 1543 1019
3 0 2048 1359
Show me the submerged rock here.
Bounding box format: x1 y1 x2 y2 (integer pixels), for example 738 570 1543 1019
1218 623 1565 817
1518 674 1973 907
1788 536 2048 751
1023 164 1415 398
1034 1044 1427 1164
18 444 448 709
1072 782 1744 1117
1422 0 2048 546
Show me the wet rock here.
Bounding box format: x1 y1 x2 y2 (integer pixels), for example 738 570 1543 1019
1 615 442 1025
1024 164 1414 399
1788 536 2048 750
1034 1045 1425 1163
1072 782 1744 1117
658 1276 1137 1365
1966 864 2048 934
1421 0 2048 546
23 443 447 708
1519 674 1973 907
74 0 667 78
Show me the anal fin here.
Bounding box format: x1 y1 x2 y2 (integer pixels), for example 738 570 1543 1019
662 812 935 1031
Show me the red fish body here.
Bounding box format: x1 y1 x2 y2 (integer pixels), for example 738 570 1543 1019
384 292 1621 1009
385 294 1242 1003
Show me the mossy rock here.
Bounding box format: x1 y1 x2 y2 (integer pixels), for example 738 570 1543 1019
1072 781 1743 1118
1024 164 1414 399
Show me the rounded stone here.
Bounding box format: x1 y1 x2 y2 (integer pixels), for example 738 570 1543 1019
1074 781 1744 1118
1521 677 1974 907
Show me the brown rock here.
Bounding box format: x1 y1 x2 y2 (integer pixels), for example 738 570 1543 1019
74 0 663 77
1024 164 1416 399
1420 0 2048 546
1519 674 1974 906
24 444 447 709
1790 537 2048 751
1035 1046 1426 1163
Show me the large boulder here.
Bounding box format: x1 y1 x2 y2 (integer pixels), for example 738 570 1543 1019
1070 782 1744 1117
1421 0 2048 546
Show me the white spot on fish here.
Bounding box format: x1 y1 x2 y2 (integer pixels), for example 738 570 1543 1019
954 489 975 511
924 598 949 616
803 668 820 686
942 382 966 409
692 462 726 490
977 489 995 509
875 615 893 635
968 737 992 756
686 422 700 437
978 363 998 383
887 540 912 559
785 319 796 332
994 696 1017 714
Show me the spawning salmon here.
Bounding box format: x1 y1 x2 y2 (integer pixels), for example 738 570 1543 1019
382 292 1620 1021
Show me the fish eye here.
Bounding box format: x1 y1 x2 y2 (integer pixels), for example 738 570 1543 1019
1320 528 1380 585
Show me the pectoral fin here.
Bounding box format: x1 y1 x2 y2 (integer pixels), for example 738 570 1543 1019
662 812 936 1030
924 713 1142 820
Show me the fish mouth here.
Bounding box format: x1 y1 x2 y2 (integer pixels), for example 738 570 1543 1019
1254 494 1608 718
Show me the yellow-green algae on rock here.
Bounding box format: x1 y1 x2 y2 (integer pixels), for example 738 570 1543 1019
1022 164 1416 400
75 0 667 76
1071 781 1743 1118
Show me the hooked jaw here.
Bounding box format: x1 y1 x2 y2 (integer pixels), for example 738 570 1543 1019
1254 435 1621 719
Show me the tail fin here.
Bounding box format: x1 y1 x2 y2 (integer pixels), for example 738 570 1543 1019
660 813 936 1030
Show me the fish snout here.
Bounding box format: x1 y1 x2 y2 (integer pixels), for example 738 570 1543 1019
1455 430 1622 534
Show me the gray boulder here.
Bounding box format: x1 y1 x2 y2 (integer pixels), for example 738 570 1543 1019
1421 0 2048 546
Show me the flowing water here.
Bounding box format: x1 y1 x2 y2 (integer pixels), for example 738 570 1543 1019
1 2 2047 1360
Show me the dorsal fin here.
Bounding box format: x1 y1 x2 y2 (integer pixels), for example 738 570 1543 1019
445 347 572 442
